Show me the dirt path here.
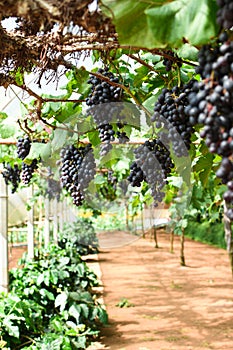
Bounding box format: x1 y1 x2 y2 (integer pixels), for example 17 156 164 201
97 230 233 350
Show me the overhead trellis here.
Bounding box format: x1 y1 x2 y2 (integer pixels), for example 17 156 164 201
0 0 117 86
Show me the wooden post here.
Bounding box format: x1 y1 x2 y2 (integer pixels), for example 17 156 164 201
141 203 145 238
170 230 174 253
223 201 233 276
44 197 50 248
59 200 64 231
0 174 8 293
180 227 185 266
27 186 34 259
125 201 129 231
53 197 58 244
153 225 159 248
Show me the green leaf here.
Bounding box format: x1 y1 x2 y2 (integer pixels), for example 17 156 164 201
112 159 130 173
97 306 108 324
3 318 20 338
73 67 90 95
145 0 219 47
0 122 16 138
51 128 69 152
193 153 214 173
40 288 55 301
94 174 105 185
68 304 81 323
88 130 100 147
103 0 219 49
0 112 8 121
168 176 184 189
142 93 160 113
80 303 89 319
15 68 24 86
102 0 160 48
176 43 199 61
25 142 51 161
55 292 68 311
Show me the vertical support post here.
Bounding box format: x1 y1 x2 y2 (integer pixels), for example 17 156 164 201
141 203 145 238
44 197 50 248
153 225 159 248
0 174 8 293
180 227 185 266
59 200 64 231
125 201 129 231
37 196 43 248
224 201 233 276
27 185 34 259
53 197 58 244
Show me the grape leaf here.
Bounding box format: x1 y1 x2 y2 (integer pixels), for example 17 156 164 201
102 0 219 48
51 128 69 152
0 122 16 138
25 142 51 162
146 0 219 47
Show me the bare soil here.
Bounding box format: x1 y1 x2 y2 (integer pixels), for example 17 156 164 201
96 230 233 350
9 231 233 350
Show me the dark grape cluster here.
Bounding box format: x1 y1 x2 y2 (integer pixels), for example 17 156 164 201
187 32 233 219
86 67 123 143
162 50 182 72
2 163 21 193
128 162 146 187
16 137 31 159
16 136 39 185
86 68 122 107
21 159 38 185
151 80 196 156
128 139 174 206
59 143 96 206
86 67 127 157
216 0 233 30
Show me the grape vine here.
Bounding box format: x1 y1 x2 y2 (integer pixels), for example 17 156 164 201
187 31 233 219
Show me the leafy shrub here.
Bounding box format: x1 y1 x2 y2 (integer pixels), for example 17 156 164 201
58 218 99 255
185 220 226 249
1 242 107 349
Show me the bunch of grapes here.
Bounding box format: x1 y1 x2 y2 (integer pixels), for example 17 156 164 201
151 80 196 156
187 32 233 219
59 143 96 206
2 163 21 193
216 0 233 29
128 139 174 206
21 159 38 185
86 67 127 155
162 50 182 72
16 137 31 159
16 136 38 185
127 163 146 187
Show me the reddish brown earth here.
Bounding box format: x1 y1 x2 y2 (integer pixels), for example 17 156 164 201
9 231 233 350
96 230 233 350
8 245 26 270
